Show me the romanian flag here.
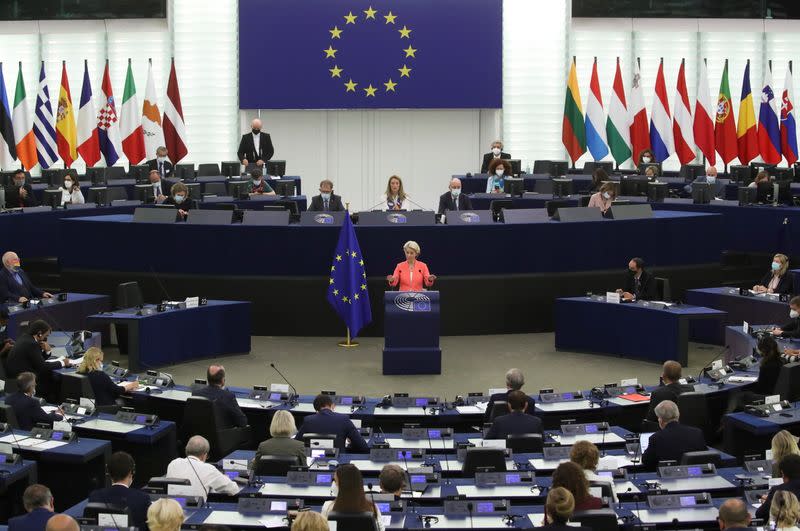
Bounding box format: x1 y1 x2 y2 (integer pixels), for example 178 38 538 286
55 62 78 168
562 57 585 163
736 60 758 165
714 59 738 165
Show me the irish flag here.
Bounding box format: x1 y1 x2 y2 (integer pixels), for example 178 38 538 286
606 57 631 166
562 57 585 163
12 62 37 170
120 59 145 164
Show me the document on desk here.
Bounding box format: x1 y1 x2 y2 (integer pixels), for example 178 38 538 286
35 440 69 450
41 406 60 414
527 514 545 527
384 438 454 449
535 400 592 412
291 403 317 414
154 389 193 401
373 407 427 416
727 376 758 383
0 434 29 444
236 398 277 409
456 405 485 415
78 419 141 434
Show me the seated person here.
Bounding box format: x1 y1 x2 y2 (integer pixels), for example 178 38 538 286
5 372 64 430
771 431 800 479
245 168 276 196
0 306 14 360
637 149 655 166
5 320 71 402
320 464 384 531
162 182 192 220
292 511 329 531
437 177 472 214
166 436 240 501
644 165 657 179
47 514 79 531
295 394 369 452
644 360 692 423
381 175 407 210
87 451 151 530
146 498 185 531
754 254 793 295
485 390 543 439
308 179 344 212
726 337 783 416
75 347 139 407
146 146 174 179
0 252 53 303
480 140 510 174
616 257 658 301
642 400 706 470
538 486 592 531
587 182 615 214
379 464 406 496
484 367 537 422
545 462 602 523
147 169 170 203
684 165 725 198
486 159 511 194
59 175 85 206
8 484 58 531
253 410 307 467
570 440 617 502
773 296 800 339
5 170 38 208
756 454 800 521
191 365 250 443
591 168 609 192
770 490 800 531
717 499 753 531
748 169 771 188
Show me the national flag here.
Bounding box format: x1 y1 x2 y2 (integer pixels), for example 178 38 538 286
12 62 37 171
757 63 781 165
120 59 145 164
97 61 122 166
629 58 650 162
714 59 738 165
585 58 609 161
142 59 165 159
780 65 798 165
55 61 78 168
163 58 188 164
77 60 100 167
672 59 695 165
326 212 372 338
0 63 17 168
737 60 758 165
693 59 715 165
33 62 58 169
649 59 674 162
606 57 632 165
562 57 585 163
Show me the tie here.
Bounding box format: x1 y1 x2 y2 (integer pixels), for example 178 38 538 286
324 200 329 211
156 184 161 197
158 162 163 177
454 196 459 211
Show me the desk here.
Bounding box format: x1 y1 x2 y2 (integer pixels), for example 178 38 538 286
198 195 308 212
87 300 251 371
793 269 800 295
167 175 303 196
685 287 790 345
5 293 111 340
726 325 800 362
0 459 36 523
555 297 727 365
724 406 800 459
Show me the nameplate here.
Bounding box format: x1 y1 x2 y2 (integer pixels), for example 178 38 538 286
53 421 72 433
743 321 750 334
606 292 621 304
185 297 199 309
765 395 780 405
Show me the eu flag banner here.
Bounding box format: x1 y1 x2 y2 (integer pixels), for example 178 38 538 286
239 0 502 109
327 212 372 338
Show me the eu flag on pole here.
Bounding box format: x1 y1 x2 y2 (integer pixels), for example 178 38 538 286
327 212 371 338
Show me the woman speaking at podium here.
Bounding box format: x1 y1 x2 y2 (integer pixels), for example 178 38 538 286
386 241 436 292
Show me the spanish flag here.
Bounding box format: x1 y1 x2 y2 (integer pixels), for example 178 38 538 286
736 60 758 165
55 61 78 168
562 57 586 163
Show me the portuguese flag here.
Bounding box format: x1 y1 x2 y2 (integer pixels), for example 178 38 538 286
714 59 738 165
562 57 586 163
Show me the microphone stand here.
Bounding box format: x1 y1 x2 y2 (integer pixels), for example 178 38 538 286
270 363 298 405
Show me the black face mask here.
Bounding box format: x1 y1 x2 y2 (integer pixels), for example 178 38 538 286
252 128 261 135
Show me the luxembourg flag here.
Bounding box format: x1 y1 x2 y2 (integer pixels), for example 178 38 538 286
672 59 695 165
758 62 781 165
649 59 674 162
780 65 798 165
585 58 609 161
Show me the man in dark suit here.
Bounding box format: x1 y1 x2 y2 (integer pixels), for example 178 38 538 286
8 484 57 531
644 360 693 424
295 394 369 452
484 368 537 422
480 140 511 174
192 365 248 429
5 320 71 402
641 400 706 470
0 306 13 361
4 170 38 208
146 170 170 204
145 146 174 179
0 251 53 303
5 372 64 431
307 179 345 212
773 296 800 340
718 499 757 531
88 451 151 530
237 118 274 167
756 454 800 520
437 178 473 215
485 390 543 439
617 257 658 301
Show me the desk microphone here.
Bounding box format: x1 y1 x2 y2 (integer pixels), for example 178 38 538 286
699 345 730 379
467 502 474 529
404 196 434 212
365 198 390 211
633 494 642 526
366 482 378 519
378 426 386 444
185 457 211 507
270 363 298 404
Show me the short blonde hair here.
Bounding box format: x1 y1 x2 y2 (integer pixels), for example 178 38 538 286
147 498 184 531
77 347 103 374
772 430 800 466
292 510 330 531
270 410 297 438
771 490 800 528
774 254 790 276
403 240 421 256
546 486 575 524
570 441 600 472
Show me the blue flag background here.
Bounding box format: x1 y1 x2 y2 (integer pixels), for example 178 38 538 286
327 212 372 338
239 0 503 109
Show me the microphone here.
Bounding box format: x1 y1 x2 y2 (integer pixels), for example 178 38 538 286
366 198 389 211
404 196 433 211
598 422 608 458
467 502 474 529
185 456 211 507
270 363 298 404
366 481 378 520
633 494 642 526
699 345 730 379
378 426 387 444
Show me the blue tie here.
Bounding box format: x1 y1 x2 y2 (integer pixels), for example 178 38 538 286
13 272 22 285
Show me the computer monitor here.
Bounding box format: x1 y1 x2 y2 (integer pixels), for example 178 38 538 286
490 199 513 222
267 160 287 177
507 159 522 176
175 163 195 180
87 187 108 206
42 169 66 187
533 160 554 175
220 161 241 178
85 167 106 186
647 181 668 202
105 166 126 180
228 180 249 199
184 182 202 201
134 184 154 203
756 181 774 203
679 164 705 181
620 175 649 196
583 161 614 175
275 180 295 197
128 164 150 183
275 200 300 217
750 163 776 179
738 186 756 206
503 177 524 197
638 162 661 177
551 178 573 198
42 189 62 209
729 165 752 184
775 179 792 203
692 182 712 204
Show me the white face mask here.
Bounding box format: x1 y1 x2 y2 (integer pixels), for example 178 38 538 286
602 192 611 199
97 362 104 371
791 309 799 319
451 188 461 197
706 176 716 184
157 156 167 163
642 156 652 163
491 147 501 156
495 168 504 177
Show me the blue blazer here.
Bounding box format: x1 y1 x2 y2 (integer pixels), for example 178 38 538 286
295 408 369 452
88 484 152 531
484 391 537 422
5 392 62 431
486 411 543 439
8 507 55 531
0 268 43 303
641 421 706 470
192 385 248 428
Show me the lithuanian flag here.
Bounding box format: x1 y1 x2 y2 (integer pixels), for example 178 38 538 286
563 57 586 163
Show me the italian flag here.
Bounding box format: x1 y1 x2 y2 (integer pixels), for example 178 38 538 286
121 59 145 164
12 62 37 170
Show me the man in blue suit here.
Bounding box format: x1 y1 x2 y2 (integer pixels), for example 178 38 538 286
8 484 57 531
684 166 726 199
5 372 64 430
484 368 537 422
88 451 151 530
0 252 52 304
485 390 543 439
191 365 251 446
295 394 369 452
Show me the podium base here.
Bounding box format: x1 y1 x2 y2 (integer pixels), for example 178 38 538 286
382 347 442 375
338 339 359 348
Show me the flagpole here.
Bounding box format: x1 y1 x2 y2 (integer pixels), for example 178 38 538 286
338 327 359 348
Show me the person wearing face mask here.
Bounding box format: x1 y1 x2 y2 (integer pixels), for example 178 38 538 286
5 372 64 430
308 179 344 212
59 175 85 206
147 170 170 204
685 165 725 198
4 169 38 208
480 140 511 174
163 182 193 219
5 320 71 403
245 168 276 197
587 182 616 214
616 257 657 301
773 296 800 339
637 148 655 166
146 146 174 179
754 254 793 295
237 118 274 168
76 347 139 407
486 158 511 194
0 251 52 304
437 177 472 214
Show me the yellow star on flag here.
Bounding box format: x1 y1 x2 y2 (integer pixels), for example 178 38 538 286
329 26 343 39
329 65 343 78
329 278 334 284
359 259 365 266
342 296 350 303
362 272 367 278
403 45 417 58
398 64 412 78
363 6 377 19
333 289 339 296
351 251 357 258
398 26 412 38
344 11 357 24
344 79 358 92
324 46 337 58
384 79 397 92
384 11 397 24
364 84 377 97
361 284 367 290
336 254 342 261
331 265 336 271
354 293 360 300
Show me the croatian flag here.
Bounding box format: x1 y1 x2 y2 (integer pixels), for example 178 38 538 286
649 59 674 162
585 58 609 161
758 63 781 165
96 60 122 166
